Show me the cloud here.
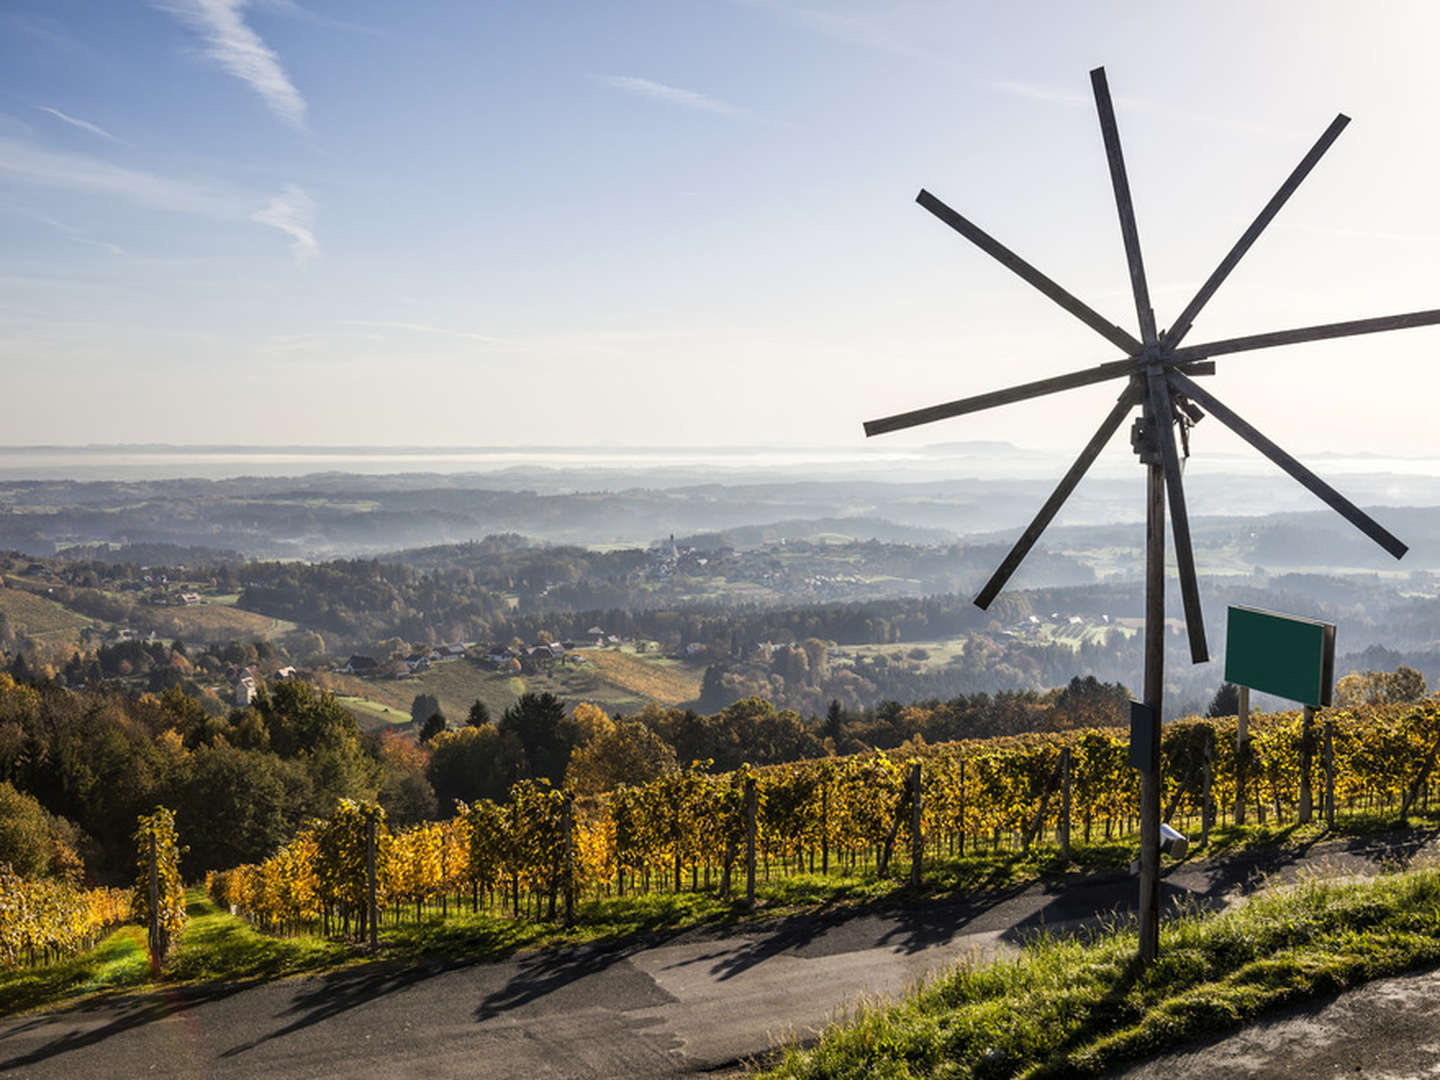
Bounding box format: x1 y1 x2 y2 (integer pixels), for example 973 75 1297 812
0 136 233 215
13 208 124 255
250 184 317 262
736 1 928 58
35 106 125 144
986 77 1303 141
0 137 315 258
159 0 307 130
987 79 1091 109
598 76 743 116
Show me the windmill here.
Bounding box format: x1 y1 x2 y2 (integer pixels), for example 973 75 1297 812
862 67 1429 963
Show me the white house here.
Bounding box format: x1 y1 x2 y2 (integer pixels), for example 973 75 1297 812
234 676 257 707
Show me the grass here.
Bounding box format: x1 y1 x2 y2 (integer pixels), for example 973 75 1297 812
330 648 707 732
136 603 282 641
761 864 1440 1079
579 647 703 705
163 895 352 985
0 926 150 1016
0 589 91 637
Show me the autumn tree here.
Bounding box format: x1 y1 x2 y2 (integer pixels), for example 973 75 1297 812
566 720 677 795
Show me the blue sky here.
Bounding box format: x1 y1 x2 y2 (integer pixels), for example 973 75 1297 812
3 1 1439 453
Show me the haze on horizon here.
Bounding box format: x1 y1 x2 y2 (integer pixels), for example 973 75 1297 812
3 1 1438 457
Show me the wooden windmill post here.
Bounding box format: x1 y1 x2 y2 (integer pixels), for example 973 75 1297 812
862 67 1422 965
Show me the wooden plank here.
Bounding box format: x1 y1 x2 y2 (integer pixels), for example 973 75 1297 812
1172 308 1440 362
1146 370 1209 663
863 357 1134 436
1091 67 1157 346
973 385 1138 608
1163 114 1349 348
916 189 1143 356
1168 369 1408 558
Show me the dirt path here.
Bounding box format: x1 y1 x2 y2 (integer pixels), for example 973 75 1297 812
1110 966 1440 1079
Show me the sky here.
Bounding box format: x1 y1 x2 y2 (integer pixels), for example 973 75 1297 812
2 0 1439 456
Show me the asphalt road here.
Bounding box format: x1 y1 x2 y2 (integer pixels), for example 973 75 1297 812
1 833 1434 1079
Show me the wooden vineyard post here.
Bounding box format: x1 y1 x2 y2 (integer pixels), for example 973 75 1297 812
909 762 924 888
562 792 575 926
147 830 161 977
1059 747 1072 860
1299 705 1316 824
1201 729 1215 846
958 757 966 856
1235 686 1250 826
744 777 757 908
366 812 379 951
1324 720 1336 828
820 781 829 876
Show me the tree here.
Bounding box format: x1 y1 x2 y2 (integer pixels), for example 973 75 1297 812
565 721 677 795
498 692 577 783
1387 665 1427 703
824 699 845 743
173 745 309 874
376 730 436 824
1206 682 1241 718
0 780 58 878
1050 676 1129 729
1335 667 1427 707
419 709 447 744
467 699 492 728
426 725 526 805
410 693 441 727
570 701 614 744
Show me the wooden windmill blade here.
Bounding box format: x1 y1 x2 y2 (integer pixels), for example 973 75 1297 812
1167 369 1408 559
915 190 1142 355
1146 371 1209 662
862 357 1215 437
1172 308 1440 362
1091 67 1158 346
1162 113 1350 349
1091 65 1208 661
972 385 1141 609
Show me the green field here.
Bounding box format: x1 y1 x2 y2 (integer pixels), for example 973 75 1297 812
134 602 291 642
330 647 707 730
0 589 92 639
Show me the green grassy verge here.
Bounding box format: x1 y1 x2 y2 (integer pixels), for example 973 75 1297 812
0 926 150 1015
761 865 1440 1079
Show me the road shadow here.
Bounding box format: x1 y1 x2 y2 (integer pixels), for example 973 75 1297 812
0 982 249 1072
705 872 1036 982
472 939 671 1020
220 959 463 1058
1000 875 1223 950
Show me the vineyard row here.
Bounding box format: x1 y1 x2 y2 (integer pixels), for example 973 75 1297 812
209 702 1440 936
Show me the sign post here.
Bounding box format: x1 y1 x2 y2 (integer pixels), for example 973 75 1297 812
1224 606 1336 826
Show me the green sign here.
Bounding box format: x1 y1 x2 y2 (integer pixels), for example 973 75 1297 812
1224 606 1336 707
